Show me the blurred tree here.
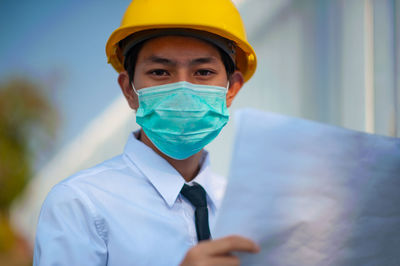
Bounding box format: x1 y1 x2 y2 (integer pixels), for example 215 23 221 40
0 77 58 264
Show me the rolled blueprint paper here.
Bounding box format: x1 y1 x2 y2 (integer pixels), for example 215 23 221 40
214 108 400 266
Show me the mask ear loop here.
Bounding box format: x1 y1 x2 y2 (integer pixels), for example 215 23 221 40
131 82 139 95
226 81 230 91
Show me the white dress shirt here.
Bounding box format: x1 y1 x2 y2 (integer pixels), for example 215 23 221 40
33 132 226 266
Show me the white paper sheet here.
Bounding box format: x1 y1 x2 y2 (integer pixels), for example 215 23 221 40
213 109 400 266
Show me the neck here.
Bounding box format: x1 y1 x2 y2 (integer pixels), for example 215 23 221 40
139 129 202 182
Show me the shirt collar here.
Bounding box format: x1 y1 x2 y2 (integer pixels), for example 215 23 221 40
123 132 219 209
186 154 220 211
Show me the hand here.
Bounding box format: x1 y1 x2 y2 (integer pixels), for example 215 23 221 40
180 235 260 266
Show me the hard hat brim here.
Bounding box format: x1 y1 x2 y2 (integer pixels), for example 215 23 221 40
106 24 256 82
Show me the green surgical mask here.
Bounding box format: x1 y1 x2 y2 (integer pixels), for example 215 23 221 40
133 81 229 160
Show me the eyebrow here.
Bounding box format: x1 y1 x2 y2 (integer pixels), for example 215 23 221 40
144 56 175 65
190 57 217 65
144 55 218 66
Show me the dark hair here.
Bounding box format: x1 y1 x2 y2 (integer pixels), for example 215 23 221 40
123 40 235 84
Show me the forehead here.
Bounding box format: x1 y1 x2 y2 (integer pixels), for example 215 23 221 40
137 35 222 62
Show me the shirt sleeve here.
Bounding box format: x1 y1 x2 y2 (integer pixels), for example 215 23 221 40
33 183 108 266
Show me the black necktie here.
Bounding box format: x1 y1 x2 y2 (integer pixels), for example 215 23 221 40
180 183 211 241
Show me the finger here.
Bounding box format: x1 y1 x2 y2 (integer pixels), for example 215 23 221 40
206 256 240 266
199 235 260 256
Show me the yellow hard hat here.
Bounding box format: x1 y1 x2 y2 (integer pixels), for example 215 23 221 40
106 0 257 82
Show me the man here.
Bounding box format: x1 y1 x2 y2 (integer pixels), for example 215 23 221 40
34 0 259 265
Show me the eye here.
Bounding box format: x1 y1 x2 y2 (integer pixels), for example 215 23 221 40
148 69 169 76
195 69 215 76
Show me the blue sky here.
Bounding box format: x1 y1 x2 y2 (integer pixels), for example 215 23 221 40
0 1 133 162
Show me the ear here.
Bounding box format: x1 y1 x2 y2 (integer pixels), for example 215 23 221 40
118 71 138 110
226 70 244 107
